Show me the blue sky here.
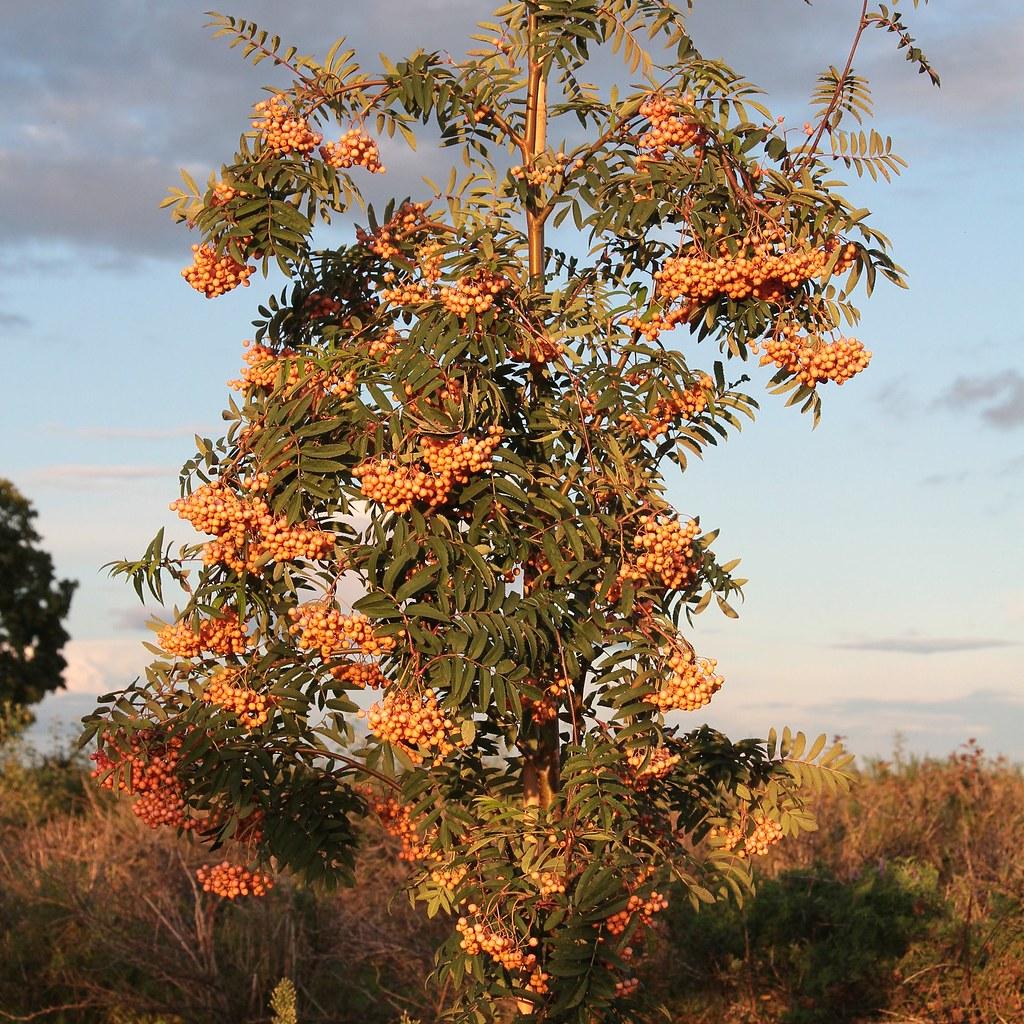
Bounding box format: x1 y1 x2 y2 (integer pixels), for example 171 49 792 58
2 0 1021 759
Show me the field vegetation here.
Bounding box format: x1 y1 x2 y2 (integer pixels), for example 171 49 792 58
3 731 1021 1024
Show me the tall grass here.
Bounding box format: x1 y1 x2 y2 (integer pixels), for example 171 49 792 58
651 741 1024 1024
1 737 1021 1023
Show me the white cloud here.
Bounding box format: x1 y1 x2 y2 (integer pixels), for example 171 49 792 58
3 0 1013 260
62 636 152 695
934 371 1024 430
834 635 1017 655
50 424 214 441
25 464 175 487
699 688 1024 760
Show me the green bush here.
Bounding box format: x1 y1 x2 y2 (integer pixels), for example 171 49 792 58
660 860 942 1023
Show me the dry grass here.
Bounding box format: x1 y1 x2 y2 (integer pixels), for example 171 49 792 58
645 742 1024 1024
0 759 445 1024
1 741 1022 1023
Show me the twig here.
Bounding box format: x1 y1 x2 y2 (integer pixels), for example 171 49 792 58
797 0 870 173
0 1004 98 1022
263 743 403 791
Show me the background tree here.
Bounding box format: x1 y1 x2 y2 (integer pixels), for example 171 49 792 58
0 479 77 706
88 2 937 1020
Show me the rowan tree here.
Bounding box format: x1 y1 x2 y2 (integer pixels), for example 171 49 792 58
86 2 938 1020
0 479 77 707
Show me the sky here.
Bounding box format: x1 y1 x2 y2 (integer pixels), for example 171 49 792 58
2 0 1021 761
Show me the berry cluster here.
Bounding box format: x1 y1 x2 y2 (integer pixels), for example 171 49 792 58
604 890 669 937
193 807 265 850
91 731 194 831
170 482 262 541
759 325 871 387
239 472 270 492
429 861 469 892
637 93 703 166
367 794 438 863
626 746 681 790
439 270 509 317
621 515 700 590
523 548 576 593
457 909 539 972
288 605 400 659
230 342 358 402
320 129 384 173
170 481 335 574
416 240 444 284
648 645 723 713
402 374 464 414
353 459 448 512
354 428 503 513
510 150 583 186
329 662 388 689
181 244 254 298
377 281 432 307
367 326 401 363
655 239 857 305
202 669 275 729
622 301 698 342
209 179 239 207
530 869 567 899
252 95 322 156
196 861 273 899
357 202 431 260
708 823 745 852
420 427 504 482
527 967 552 995
303 292 343 319
230 343 303 391
362 689 456 763
129 787 188 830
745 815 785 856
522 676 572 723
711 815 784 858
619 375 713 438
326 368 360 399
228 809 266 848
157 611 250 658
507 333 566 364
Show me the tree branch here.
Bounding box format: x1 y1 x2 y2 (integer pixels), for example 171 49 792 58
797 0 870 173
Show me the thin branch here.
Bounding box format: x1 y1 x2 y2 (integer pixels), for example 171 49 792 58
208 21 321 87
478 107 529 159
797 0 871 173
263 743 402 791
0 1004 99 1022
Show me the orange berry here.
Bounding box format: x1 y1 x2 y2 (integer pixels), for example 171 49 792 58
181 244 254 298
252 95 322 156
197 861 273 899
320 128 385 173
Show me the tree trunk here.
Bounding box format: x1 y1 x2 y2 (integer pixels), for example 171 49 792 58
522 13 560 812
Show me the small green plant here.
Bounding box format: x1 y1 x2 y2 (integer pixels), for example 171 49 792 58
270 977 298 1024
0 701 32 749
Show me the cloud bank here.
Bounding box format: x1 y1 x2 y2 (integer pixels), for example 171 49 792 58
834 636 1017 655
935 372 1024 430
2 1 1017 262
